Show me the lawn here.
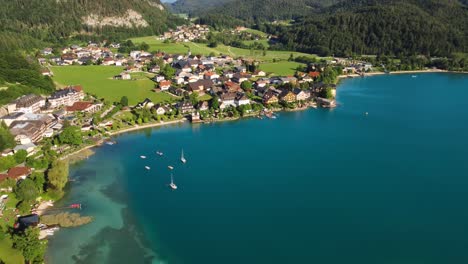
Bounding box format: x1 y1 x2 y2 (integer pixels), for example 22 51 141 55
51 66 176 105
260 61 306 76
129 37 317 62
0 237 24 264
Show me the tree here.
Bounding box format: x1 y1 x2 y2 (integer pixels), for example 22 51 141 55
189 92 199 106
120 96 129 107
47 160 69 191
14 178 39 202
161 64 176 79
58 126 82 146
14 149 28 164
240 81 253 92
12 227 46 264
210 95 220 109
0 121 15 151
139 42 150 51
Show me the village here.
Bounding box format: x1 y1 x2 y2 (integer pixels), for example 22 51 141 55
0 34 375 242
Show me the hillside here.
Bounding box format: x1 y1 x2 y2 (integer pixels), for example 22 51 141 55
0 0 181 46
167 0 233 15
271 0 468 56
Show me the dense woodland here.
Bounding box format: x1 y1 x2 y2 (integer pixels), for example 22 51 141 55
196 0 468 58
0 0 182 44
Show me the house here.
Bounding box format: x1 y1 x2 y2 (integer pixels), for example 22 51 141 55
114 72 131 80
9 120 47 144
153 104 170 115
197 101 209 111
42 48 53 55
232 73 250 84
263 92 279 105
47 86 85 108
13 143 37 156
154 75 165 82
178 101 195 114
41 68 53 76
191 112 201 123
159 80 172 91
280 76 298 85
293 88 310 101
309 71 320 79
204 71 219 80
135 98 154 109
316 97 336 108
15 214 39 231
220 92 237 107
0 112 26 127
235 93 250 106
66 102 102 114
149 65 161 73
224 81 241 92
279 90 296 103
7 167 32 181
15 94 46 113
187 80 213 94
253 70 266 77
234 66 247 73
169 87 185 97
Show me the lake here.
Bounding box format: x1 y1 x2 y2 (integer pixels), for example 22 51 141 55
46 73 468 264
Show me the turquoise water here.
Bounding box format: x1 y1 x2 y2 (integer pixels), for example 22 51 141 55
46 73 468 264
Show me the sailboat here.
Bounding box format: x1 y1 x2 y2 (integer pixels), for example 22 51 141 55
181 149 187 163
169 173 177 190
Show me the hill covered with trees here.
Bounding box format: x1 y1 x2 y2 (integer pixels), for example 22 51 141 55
271 0 468 57
0 0 182 46
195 0 467 57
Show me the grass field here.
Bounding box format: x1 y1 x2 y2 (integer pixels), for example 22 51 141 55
260 61 305 76
129 37 316 62
52 66 176 105
0 237 24 264
242 39 270 49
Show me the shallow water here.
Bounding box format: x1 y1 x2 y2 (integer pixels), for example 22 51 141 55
47 73 468 264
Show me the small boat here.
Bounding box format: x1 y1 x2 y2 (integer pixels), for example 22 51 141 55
105 142 114 146
169 173 177 190
365 112 369 116
412 75 417 78
271 115 277 119
156 151 164 156
181 149 186 163
140 155 147 159
168 166 174 170
145 166 151 170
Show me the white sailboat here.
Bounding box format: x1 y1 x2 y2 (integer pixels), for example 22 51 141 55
145 166 151 170
181 149 187 163
169 173 177 190
140 155 147 159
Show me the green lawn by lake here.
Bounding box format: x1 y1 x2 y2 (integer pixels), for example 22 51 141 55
260 61 305 76
129 37 316 62
0 237 24 264
51 66 176 105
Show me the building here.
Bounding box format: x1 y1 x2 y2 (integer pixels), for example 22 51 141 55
293 88 310 101
48 86 85 108
178 101 195 114
263 92 279 105
187 80 213 94
9 120 47 144
0 112 26 127
198 101 209 111
15 94 45 113
279 90 296 103
135 99 154 109
66 102 102 114
159 80 172 91
220 92 237 107
114 72 131 80
235 93 250 106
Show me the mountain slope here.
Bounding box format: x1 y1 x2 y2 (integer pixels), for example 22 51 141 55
0 0 181 43
272 0 468 56
168 0 233 15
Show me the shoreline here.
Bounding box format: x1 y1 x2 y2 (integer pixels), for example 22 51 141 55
338 69 467 79
45 68 466 232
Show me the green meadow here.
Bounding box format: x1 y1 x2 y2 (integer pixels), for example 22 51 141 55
51 66 176 105
129 36 315 62
260 61 305 76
